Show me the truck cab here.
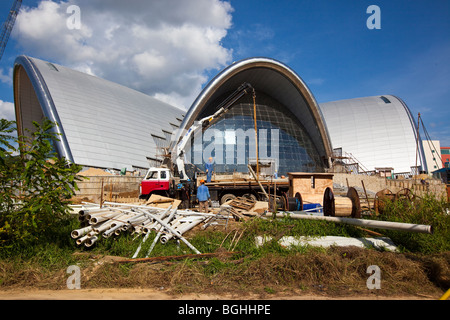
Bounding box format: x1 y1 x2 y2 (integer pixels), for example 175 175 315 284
139 167 172 199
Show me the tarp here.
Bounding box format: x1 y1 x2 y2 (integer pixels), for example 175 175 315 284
255 235 398 252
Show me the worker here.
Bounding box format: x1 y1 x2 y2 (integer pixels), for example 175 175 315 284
197 179 210 213
180 183 190 209
205 157 214 182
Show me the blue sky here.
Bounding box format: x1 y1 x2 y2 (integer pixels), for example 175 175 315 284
0 0 449 145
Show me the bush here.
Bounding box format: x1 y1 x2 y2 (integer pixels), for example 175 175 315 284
375 195 450 253
0 118 83 249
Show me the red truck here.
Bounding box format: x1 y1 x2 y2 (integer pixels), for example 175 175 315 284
139 167 173 199
139 167 290 209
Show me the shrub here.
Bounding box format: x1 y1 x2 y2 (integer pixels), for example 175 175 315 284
0 118 83 249
375 195 450 253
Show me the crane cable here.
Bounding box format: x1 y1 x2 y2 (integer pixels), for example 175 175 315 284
420 116 443 169
252 88 259 177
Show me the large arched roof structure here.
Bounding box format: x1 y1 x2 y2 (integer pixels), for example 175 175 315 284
320 95 427 173
172 57 333 173
13 55 184 171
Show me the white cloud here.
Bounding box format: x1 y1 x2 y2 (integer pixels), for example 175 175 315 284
0 100 15 121
0 68 12 85
13 0 234 109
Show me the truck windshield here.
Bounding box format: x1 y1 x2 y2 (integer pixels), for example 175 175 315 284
146 171 158 179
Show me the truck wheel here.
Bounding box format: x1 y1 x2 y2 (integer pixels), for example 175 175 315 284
243 193 257 202
220 193 236 204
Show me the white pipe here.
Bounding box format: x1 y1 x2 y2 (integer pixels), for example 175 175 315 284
71 225 93 239
80 207 113 216
93 220 115 233
103 222 126 238
126 212 146 224
160 216 205 244
135 208 201 254
89 211 122 224
131 206 174 259
84 236 98 247
127 216 148 225
144 208 178 258
76 231 96 245
270 211 433 234
85 210 119 221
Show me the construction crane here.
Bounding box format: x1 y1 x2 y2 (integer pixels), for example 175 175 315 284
0 0 22 61
172 82 254 180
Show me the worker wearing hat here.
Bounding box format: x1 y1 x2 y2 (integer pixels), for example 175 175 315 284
205 157 214 183
197 179 210 213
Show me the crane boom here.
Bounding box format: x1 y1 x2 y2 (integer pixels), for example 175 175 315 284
0 0 22 61
174 82 254 180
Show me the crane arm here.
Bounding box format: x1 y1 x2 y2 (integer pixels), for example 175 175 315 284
0 0 22 61
175 82 254 180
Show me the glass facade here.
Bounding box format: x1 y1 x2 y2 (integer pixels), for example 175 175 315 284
188 92 325 176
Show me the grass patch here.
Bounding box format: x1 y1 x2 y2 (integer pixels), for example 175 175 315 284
0 195 449 297
369 194 450 253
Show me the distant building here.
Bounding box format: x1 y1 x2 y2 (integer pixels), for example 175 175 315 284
441 147 450 168
422 140 442 173
320 96 427 174
12 55 432 178
13 56 184 172
173 57 333 176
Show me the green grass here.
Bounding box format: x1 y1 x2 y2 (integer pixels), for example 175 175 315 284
0 195 448 294
369 194 450 254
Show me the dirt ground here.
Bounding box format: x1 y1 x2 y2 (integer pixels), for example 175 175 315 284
0 288 437 300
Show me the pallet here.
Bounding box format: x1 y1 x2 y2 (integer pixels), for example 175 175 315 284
229 197 256 211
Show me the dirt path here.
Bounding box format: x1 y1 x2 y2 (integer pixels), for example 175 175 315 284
0 288 434 300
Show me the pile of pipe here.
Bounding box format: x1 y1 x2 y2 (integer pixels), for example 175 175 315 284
71 201 222 256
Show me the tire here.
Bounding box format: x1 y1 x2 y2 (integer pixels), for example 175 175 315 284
243 193 257 201
220 193 236 204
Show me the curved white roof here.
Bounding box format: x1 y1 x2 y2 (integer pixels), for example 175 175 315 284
320 95 427 173
13 56 184 170
172 57 333 166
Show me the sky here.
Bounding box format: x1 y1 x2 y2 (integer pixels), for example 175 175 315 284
0 0 449 145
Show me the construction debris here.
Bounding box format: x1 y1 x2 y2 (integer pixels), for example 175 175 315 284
70 177 435 261
70 200 229 256
228 196 256 211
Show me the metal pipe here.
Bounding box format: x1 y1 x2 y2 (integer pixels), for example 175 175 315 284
269 211 433 234
160 216 205 244
85 209 118 221
135 208 201 254
76 231 97 245
103 221 127 238
93 220 115 233
71 225 93 239
89 211 122 224
84 236 98 247
79 207 113 216
131 206 174 259
144 208 178 258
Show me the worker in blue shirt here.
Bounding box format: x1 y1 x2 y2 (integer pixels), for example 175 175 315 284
197 179 210 212
205 157 214 183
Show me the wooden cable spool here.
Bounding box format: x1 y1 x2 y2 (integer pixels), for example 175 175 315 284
374 188 395 214
323 187 361 218
282 192 303 211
